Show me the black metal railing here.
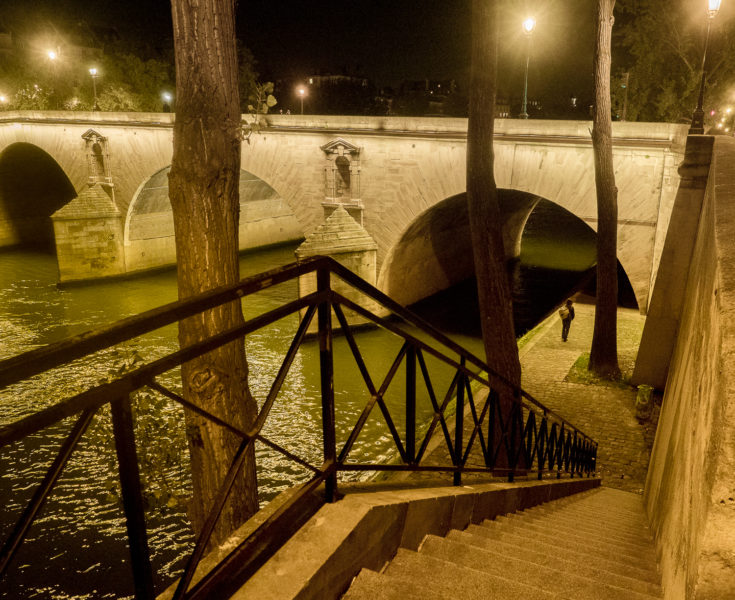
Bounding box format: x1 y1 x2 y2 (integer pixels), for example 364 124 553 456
0 256 597 599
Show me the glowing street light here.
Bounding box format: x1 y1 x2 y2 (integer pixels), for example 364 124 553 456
89 68 99 111
520 17 536 119
47 49 57 61
297 86 306 115
162 91 173 112
690 0 723 134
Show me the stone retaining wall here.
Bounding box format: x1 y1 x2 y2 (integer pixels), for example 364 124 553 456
644 135 735 599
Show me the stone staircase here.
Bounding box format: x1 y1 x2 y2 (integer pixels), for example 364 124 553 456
342 487 662 599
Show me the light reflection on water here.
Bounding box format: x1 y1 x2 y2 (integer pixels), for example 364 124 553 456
0 245 471 599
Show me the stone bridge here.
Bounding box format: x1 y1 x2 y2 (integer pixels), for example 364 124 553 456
0 112 687 311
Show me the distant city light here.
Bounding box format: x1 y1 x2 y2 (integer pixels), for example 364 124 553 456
0 95 7 103
297 86 306 115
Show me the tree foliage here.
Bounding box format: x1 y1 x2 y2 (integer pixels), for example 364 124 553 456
0 34 263 113
615 0 735 124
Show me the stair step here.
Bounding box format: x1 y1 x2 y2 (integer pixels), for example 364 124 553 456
481 519 655 566
466 522 659 577
384 548 561 599
419 534 661 599
524 504 651 536
554 489 648 517
510 510 654 546
494 515 657 560
341 568 442 600
446 529 662 595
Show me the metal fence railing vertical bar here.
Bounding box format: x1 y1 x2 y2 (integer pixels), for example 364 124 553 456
316 266 337 503
111 394 156 600
453 358 465 487
0 256 598 600
405 346 417 466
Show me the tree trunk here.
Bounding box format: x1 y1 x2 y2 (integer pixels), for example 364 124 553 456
589 0 621 379
467 0 523 472
467 0 521 388
169 0 258 546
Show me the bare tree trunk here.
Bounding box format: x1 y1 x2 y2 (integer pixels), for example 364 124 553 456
589 0 621 379
467 0 523 472
169 0 258 546
467 0 521 388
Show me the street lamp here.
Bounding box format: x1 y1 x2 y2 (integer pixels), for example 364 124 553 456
690 0 723 134
47 49 57 61
162 91 172 112
89 68 99 111
520 17 536 119
297 87 306 115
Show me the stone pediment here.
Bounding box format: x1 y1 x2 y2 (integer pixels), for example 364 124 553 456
320 138 361 156
81 129 107 142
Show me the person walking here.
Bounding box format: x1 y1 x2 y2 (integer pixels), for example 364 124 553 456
559 298 575 342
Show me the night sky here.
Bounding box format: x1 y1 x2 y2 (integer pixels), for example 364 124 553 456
7 1 605 103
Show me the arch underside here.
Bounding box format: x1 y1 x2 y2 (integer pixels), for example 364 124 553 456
378 189 642 312
0 143 76 249
124 167 303 273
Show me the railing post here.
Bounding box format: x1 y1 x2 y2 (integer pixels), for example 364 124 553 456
507 394 517 483
111 395 155 600
453 359 465 486
406 345 416 465
317 266 338 502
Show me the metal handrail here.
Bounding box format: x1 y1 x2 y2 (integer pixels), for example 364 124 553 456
0 256 598 599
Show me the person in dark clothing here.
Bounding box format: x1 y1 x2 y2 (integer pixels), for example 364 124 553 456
559 298 575 342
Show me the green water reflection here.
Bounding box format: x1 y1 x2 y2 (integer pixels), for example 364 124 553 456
0 244 484 599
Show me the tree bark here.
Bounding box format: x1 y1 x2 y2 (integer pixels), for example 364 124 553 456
589 0 621 379
169 0 258 546
467 1 523 472
467 0 521 389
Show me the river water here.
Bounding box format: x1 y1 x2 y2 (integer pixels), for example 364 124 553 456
0 199 607 599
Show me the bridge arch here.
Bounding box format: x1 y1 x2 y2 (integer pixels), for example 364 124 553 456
0 142 76 249
123 165 303 273
378 189 640 312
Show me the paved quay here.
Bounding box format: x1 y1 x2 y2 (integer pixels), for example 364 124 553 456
518 302 657 494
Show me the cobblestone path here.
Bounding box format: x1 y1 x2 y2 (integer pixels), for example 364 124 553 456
518 303 658 494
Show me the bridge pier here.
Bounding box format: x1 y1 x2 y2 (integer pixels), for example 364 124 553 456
52 183 126 282
295 206 379 331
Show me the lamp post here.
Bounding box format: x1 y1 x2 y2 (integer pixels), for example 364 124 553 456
520 17 536 119
162 91 172 112
89 68 99 111
297 87 306 115
690 0 723 134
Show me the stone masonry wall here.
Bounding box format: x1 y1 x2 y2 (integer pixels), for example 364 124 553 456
645 136 735 599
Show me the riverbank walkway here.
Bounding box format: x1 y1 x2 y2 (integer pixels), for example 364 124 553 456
518 302 657 494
